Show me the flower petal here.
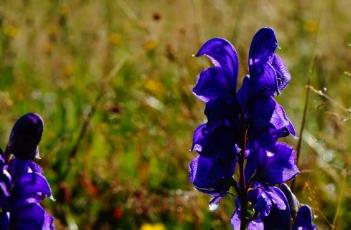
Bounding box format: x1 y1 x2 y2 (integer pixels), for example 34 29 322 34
191 123 238 157
196 38 239 91
248 95 276 132
249 27 278 67
263 198 291 229
10 203 54 230
249 97 295 135
266 187 287 210
204 99 240 125
249 187 272 217
231 208 241 230
0 212 9 229
8 113 43 160
270 104 295 136
293 205 316 230
271 54 291 93
236 75 250 109
249 63 277 96
231 208 264 230
193 67 233 102
189 154 236 194
256 142 299 184
280 183 299 217
12 172 52 201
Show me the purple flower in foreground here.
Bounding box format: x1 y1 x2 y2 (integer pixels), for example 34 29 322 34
0 113 55 230
189 27 316 229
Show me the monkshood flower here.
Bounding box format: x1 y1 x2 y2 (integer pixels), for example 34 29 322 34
189 27 316 229
0 113 55 230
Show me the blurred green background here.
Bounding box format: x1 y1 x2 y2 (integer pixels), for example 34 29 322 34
0 0 350 229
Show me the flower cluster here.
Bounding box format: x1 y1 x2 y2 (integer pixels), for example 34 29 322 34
189 27 316 229
0 113 55 229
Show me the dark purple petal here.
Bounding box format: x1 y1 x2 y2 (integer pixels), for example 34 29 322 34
249 27 278 67
0 212 9 230
280 183 299 217
7 113 44 160
231 208 264 230
271 54 291 93
236 75 250 109
249 63 277 96
193 67 232 102
293 205 316 230
12 172 52 201
191 123 239 157
8 159 43 182
266 187 287 210
248 187 272 217
196 38 239 91
263 192 291 229
204 99 240 125
256 142 299 184
231 208 241 230
248 95 276 132
270 104 295 136
248 96 295 135
10 203 55 230
189 154 236 194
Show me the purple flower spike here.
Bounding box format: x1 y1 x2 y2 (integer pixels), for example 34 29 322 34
189 27 314 229
7 113 44 160
0 113 55 230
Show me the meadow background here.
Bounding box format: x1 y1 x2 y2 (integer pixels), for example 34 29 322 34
0 0 350 229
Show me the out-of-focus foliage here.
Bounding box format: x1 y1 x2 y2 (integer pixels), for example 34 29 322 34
0 0 350 229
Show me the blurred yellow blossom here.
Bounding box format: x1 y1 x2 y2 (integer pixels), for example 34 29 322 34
64 64 76 77
60 3 70 15
143 39 157 51
140 223 166 230
3 24 19 38
144 78 163 96
304 20 318 34
109 33 122 45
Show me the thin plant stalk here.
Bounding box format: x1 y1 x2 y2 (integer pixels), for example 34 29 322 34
60 57 128 181
291 0 324 191
239 115 248 230
332 169 346 229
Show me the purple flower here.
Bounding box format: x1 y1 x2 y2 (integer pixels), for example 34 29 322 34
0 113 55 230
231 184 290 230
188 27 315 229
248 27 291 96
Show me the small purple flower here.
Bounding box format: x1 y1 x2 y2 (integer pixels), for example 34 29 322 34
0 113 55 230
293 205 317 230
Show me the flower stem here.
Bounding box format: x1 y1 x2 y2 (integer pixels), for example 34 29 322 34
239 115 248 230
